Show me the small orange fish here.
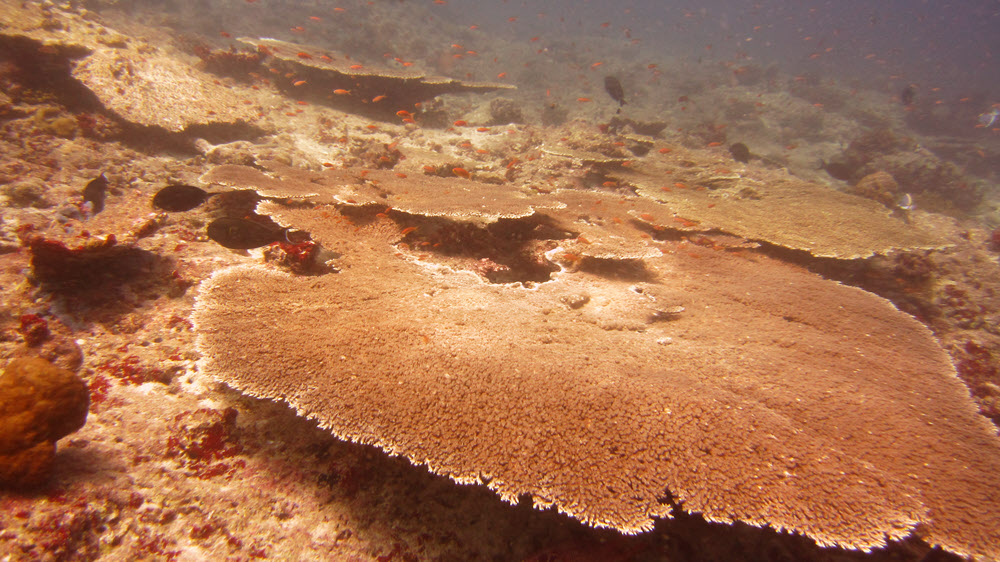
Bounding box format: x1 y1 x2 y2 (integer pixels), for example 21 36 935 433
349 64 364 70
293 80 307 87
396 110 412 117
591 62 603 68
706 141 722 147
497 72 507 79
453 120 468 126
220 31 232 38
577 97 592 102
401 118 416 124
452 167 471 179
310 16 322 21
372 95 388 102
297 52 312 59
422 166 437 173
451 44 463 50
476 127 489 132
333 89 351 95
290 26 305 33
400 226 418 235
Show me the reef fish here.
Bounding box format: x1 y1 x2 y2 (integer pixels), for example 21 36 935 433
729 142 751 163
604 76 626 107
207 217 289 250
897 192 915 211
900 84 916 107
153 184 215 212
82 173 108 215
978 107 999 128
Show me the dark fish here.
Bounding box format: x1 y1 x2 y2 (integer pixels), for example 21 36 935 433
82 173 108 215
153 184 214 212
207 217 288 249
819 160 853 181
729 142 751 163
901 85 916 107
604 75 626 107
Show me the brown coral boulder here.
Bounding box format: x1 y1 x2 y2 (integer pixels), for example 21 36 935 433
851 170 900 207
0 357 89 488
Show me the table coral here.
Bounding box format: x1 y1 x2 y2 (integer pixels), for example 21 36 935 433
194 203 1000 560
0 357 89 488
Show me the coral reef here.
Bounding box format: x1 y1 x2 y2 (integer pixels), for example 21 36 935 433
0 357 89 488
194 200 1000 559
2 0 999 560
839 129 982 212
489 97 524 125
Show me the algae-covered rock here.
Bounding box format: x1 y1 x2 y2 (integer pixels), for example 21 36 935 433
0 357 89 488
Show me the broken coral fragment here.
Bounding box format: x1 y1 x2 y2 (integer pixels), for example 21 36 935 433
0 357 89 488
193 211 1000 560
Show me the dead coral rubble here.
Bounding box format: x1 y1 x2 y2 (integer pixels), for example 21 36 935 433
194 205 1000 561
0 357 89 488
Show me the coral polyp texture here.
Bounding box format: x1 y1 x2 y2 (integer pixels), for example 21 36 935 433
193 209 1000 560
0 357 89 488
